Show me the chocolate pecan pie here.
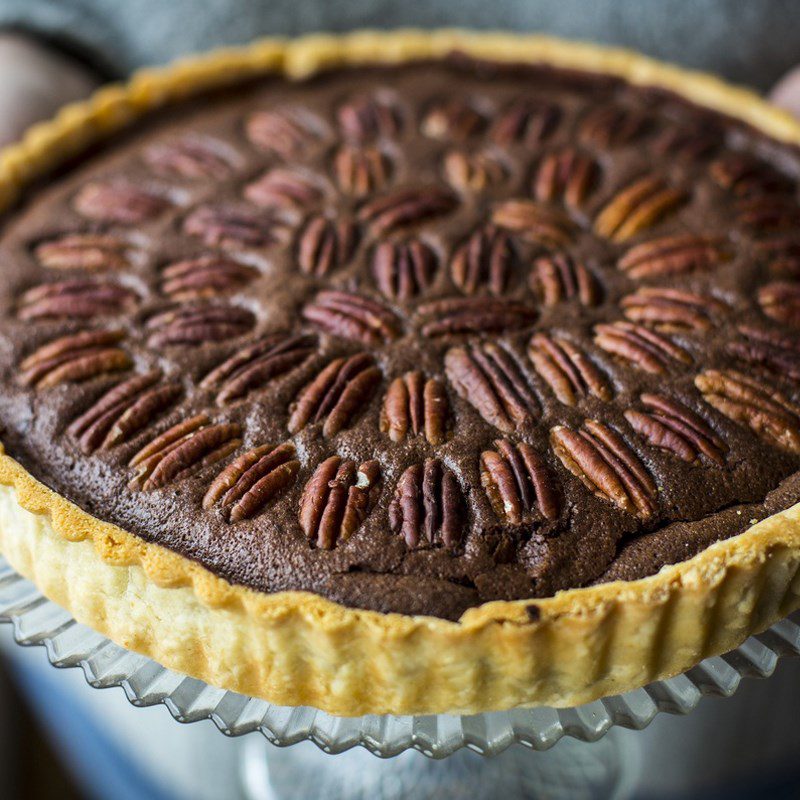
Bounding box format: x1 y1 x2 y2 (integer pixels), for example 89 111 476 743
1 32 800 715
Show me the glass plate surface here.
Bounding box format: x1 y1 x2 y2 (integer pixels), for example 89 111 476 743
1 555 798 758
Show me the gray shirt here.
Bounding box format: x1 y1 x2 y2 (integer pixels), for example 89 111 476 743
0 0 798 89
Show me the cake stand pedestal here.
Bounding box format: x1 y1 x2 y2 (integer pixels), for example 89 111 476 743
1 555 798 800
239 728 639 800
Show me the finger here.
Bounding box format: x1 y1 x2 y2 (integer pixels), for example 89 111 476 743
769 65 800 119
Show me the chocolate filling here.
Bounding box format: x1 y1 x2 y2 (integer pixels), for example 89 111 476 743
0 58 799 620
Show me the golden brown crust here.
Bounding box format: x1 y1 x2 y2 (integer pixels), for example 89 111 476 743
1 31 800 715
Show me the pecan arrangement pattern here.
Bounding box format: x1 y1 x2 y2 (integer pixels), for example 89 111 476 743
529 255 600 307
617 235 729 279
146 304 255 347
34 234 136 272
128 414 242 491
6 57 800 618
371 239 438 300
445 343 539 432
528 333 611 406
619 288 728 332
624 394 727 465
594 176 686 243
160 256 260 300
68 371 182 454
531 148 599 208
389 459 465 548
380 371 449 445
288 353 381 436
480 439 560 524
551 420 657 518
144 136 238 180
201 332 317 404
695 370 800 453
19 330 131 388
203 442 300 522
450 225 514 295
73 183 171 224
17 279 138 320
594 321 692 374
727 325 800 381
299 456 381 548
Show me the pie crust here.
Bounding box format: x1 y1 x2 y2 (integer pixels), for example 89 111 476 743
1 30 799 716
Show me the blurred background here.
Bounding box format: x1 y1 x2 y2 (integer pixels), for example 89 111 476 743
1 1 800 798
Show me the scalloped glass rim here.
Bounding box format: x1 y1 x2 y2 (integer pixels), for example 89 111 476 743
1 555 798 758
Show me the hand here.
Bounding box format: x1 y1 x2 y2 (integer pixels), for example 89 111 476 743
770 65 800 118
0 33 99 149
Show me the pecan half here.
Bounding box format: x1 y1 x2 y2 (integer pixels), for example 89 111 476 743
371 239 438 301
243 168 323 212
551 419 657 518
419 297 537 337
146 304 255 347
620 288 728 332
67 371 182 454
19 330 130 388
73 183 171 225
443 150 506 192
336 92 402 142
201 332 316 404
144 135 236 179
299 456 381 549
617 234 728 279
755 235 800 278
160 256 259 300
736 195 800 235
450 225 514 295
17 279 137 321
33 233 133 272
183 205 290 249
531 148 599 209
578 105 650 147
625 393 727 465
388 459 465 548
203 441 300 522
651 123 720 161
358 186 458 235
245 107 326 158
288 352 381 437
594 321 692 374
695 369 800 452
727 325 800 382
420 99 485 141
709 152 793 196
528 333 611 406
529 254 601 307
445 343 539 432
296 215 358 277
333 145 392 197
380 371 449 445
480 439 560 523
758 281 800 327
128 414 242 491
302 290 401 344
594 176 686 242
489 99 561 145
491 200 575 248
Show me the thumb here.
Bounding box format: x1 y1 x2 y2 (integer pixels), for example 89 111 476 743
769 65 800 118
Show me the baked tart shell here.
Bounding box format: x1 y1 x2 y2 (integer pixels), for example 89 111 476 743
0 30 799 716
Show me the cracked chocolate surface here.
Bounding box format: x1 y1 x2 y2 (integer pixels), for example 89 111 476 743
1 58 800 619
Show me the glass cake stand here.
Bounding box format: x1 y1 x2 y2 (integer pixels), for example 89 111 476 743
2 554 799 800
